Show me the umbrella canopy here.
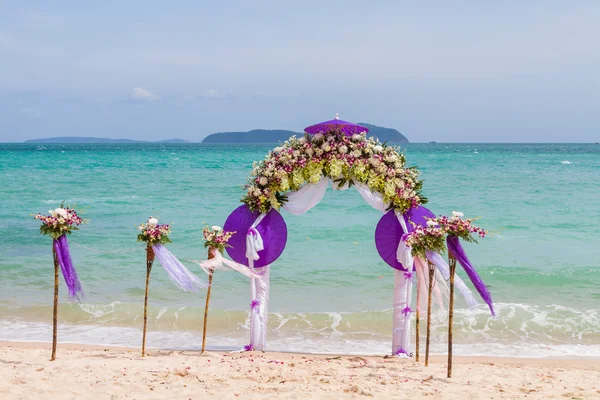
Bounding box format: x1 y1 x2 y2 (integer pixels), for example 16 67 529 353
375 206 436 271
224 205 288 268
304 113 369 136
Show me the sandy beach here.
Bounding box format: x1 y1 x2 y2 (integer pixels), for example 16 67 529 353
1 342 598 399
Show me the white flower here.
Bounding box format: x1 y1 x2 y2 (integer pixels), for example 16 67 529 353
306 148 314 156
352 134 361 141
313 133 323 140
148 217 158 227
353 149 362 157
212 225 222 232
48 210 55 215
321 143 331 152
54 208 68 218
426 220 437 227
259 177 268 185
298 137 306 144
338 145 348 154
452 211 464 218
374 145 383 153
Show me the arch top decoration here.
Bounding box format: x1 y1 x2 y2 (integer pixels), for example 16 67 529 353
241 124 427 214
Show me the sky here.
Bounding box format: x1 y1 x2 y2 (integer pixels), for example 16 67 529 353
1 1 599 143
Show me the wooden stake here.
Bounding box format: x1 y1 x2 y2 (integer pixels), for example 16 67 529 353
447 254 457 378
201 248 216 353
141 245 155 357
415 274 420 362
51 243 59 361
425 260 435 367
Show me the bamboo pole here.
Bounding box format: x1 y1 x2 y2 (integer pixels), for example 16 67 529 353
141 245 155 357
447 254 457 378
201 248 216 353
425 260 435 367
415 274 420 362
51 243 59 361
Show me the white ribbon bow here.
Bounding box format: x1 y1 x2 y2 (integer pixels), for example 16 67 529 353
245 213 266 264
191 247 259 279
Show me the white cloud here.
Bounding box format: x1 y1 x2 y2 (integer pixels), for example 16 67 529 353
129 87 159 102
206 88 222 98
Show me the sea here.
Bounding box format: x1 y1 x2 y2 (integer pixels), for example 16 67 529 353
1 143 599 358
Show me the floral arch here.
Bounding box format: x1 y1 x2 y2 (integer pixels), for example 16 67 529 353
222 116 479 355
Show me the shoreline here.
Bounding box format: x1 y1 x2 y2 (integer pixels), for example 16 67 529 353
2 340 600 363
2 341 599 399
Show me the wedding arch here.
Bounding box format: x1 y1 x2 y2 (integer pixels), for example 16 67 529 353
222 115 472 355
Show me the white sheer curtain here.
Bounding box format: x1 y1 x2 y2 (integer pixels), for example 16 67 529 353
245 213 270 351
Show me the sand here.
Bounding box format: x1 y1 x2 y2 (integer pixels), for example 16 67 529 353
1 342 599 399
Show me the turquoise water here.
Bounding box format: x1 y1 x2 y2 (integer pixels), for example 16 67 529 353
1 143 599 357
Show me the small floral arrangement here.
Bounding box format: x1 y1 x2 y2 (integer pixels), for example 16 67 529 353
137 216 172 246
202 225 235 254
34 202 88 239
403 221 446 258
433 211 487 243
242 130 425 213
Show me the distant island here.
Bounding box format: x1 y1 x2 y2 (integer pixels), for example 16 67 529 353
24 123 409 144
202 123 409 143
25 137 189 144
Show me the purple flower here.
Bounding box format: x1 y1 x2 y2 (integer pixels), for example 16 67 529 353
251 300 260 310
402 306 412 316
244 344 253 351
395 348 408 356
403 272 413 280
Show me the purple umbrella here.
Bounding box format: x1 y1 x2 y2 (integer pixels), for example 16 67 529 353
304 113 369 136
224 205 288 268
375 206 436 271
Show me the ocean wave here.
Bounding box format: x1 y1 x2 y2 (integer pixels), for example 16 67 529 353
1 302 598 357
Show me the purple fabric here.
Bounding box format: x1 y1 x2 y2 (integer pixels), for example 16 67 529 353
53 235 83 302
447 235 495 316
304 118 369 136
224 205 288 268
152 244 207 292
374 206 436 271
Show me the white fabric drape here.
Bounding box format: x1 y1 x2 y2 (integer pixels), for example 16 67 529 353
392 270 412 356
245 212 270 351
282 177 329 215
250 265 270 350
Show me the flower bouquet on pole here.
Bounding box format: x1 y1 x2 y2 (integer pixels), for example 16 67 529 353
192 225 258 353
33 203 88 361
433 211 491 378
137 217 206 356
403 222 446 366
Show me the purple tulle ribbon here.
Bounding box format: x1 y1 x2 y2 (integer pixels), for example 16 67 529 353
402 306 412 316
53 235 84 302
152 245 207 292
447 235 495 316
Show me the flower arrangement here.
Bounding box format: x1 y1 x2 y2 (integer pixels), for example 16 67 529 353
432 211 487 243
202 225 235 253
403 222 447 258
242 130 426 213
137 216 172 246
34 203 87 239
